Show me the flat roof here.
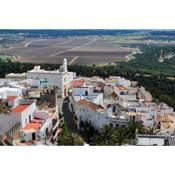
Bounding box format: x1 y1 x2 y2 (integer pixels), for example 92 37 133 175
126 112 144 116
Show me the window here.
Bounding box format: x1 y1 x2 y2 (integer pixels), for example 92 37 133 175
109 123 113 128
29 115 31 122
25 119 28 125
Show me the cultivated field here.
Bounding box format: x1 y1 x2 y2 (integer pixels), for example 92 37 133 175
0 36 133 65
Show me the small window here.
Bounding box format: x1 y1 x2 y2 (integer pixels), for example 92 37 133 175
116 124 119 128
109 123 113 128
29 115 31 122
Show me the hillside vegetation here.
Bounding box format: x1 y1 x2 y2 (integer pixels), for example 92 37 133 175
119 45 175 76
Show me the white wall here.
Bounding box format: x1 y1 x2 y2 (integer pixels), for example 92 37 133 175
116 77 131 87
91 93 103 106
20 130 40 142
120 94 137 102
8 97 19 108
21 102 36 128
33 110 49 120
137 137 165 146
0 112 20 135
0 87 22 98
75 103 127 130
72 86 93 96
0 102 36 135
27 71 73 97
104 85 113 97
0 91 7 99
7 88 22 97
27 72 64 96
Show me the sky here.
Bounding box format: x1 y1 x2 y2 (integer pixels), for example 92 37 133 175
0 0 175 29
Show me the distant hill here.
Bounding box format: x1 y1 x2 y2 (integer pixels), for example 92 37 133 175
0 29 150 37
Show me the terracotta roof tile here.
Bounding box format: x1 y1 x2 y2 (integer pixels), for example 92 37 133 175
71 79 85 88
77 99 104 112
114 86 128 91
22 122 42 130
12 104 30 113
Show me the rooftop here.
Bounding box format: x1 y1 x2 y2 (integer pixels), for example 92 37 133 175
114 86 128 91
28 69 61 74
126 112 144 116
157 115 175 122
71 79 85 88
22 122 42 131
77 99 104 112
7 96 17 101
0 87 21 92
12 104 30 113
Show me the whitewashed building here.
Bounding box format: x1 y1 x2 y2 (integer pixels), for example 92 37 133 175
0 99 36 137
0 87 22 99
27 58 75 97
75 99 128 129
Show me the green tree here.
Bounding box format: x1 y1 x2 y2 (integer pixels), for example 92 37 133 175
92 125 115 145
126 121 145 140
57 125 84 146
112 127 127 146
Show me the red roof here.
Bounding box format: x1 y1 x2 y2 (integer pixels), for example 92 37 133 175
71 79 85 88
22 122 42 130
12 104 30 113
7 96 17 101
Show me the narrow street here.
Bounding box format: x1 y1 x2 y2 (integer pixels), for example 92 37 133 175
62 96 77 133
60 96 90 145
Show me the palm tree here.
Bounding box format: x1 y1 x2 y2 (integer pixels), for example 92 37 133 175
0 102 11 114
126 121 145 140
57 124 84 145
112 127 127 146
92 125 115 145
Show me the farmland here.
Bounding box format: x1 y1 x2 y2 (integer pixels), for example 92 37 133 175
1 30 175 65
0 36 133 65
